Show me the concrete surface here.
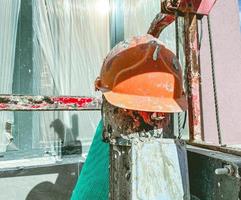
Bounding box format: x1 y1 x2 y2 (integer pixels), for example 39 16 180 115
0 158 82 200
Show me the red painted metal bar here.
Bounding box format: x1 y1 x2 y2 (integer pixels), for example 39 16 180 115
184 14 203 141
0 95 101 111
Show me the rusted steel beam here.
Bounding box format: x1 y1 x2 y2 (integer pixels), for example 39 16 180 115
0 95 101 111
109 144 131 200
187 141 241 157
147 13 175 38
184 14 203 142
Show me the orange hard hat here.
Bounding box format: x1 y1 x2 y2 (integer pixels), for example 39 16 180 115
95 34 187 113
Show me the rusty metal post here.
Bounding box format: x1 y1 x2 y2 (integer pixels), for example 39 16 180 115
184 13 203 142
102 98 190 200
109 144 131 199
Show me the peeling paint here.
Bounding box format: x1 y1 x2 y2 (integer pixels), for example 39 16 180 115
0 95 101 111
148 13 175 38
102 97 172 145
131 139 190 200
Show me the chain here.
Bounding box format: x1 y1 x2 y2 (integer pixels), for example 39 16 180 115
207 15 223 145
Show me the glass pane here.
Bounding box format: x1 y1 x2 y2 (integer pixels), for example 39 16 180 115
31 0 109 157
0 111 100 161
0 0 21 154
32 0 110 96
0 0 109 160
124 0 159 38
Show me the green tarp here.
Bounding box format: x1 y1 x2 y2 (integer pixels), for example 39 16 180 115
71 120 109 200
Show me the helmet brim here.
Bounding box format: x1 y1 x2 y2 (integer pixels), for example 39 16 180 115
104 91 188 113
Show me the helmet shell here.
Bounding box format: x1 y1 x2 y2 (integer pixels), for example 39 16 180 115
95 34 187 113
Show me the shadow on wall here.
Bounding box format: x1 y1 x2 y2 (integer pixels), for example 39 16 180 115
50 114 82 155
25 163 82 200
25 115 83 199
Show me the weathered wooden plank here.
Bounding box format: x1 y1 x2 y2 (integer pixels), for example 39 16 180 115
0 95 101 111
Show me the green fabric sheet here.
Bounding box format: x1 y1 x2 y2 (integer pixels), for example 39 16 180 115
71 120 109 200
